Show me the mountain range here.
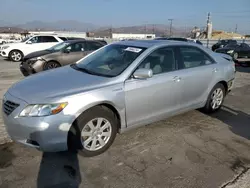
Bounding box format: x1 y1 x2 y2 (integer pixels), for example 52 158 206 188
0 20 192 37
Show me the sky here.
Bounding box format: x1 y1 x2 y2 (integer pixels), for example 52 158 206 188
0 0 250 33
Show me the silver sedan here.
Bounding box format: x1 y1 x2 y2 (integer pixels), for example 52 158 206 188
2 40 235 157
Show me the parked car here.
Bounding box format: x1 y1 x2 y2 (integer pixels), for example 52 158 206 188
0 35 63 62
0 38 7 44
215 43 250 60
20 40 105 76
211 39 237 51
2 40 235 157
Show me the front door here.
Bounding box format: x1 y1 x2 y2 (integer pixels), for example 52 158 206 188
176 46 217 109
61 42 86 65
125 47 181 127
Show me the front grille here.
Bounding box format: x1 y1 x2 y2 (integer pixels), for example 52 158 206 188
3 100 20 116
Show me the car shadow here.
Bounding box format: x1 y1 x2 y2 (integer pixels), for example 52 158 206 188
210 106 250 140
37 151 81 188
34 116 83 188
235 65 250 73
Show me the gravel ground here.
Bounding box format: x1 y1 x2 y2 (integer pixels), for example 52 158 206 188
0 57 250 188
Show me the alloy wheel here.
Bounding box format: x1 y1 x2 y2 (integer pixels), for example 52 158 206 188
211 88 224 110
81 117 112 151
11 51 22 61
47 62 60 69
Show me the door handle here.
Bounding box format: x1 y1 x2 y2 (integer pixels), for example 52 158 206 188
213 68 218 73
173 76 181 82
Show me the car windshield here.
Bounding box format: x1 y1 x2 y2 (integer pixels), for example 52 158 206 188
75 44 146 77
21 37 30 42
46 42 70 51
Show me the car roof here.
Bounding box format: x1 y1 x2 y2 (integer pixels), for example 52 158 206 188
115 39 197 48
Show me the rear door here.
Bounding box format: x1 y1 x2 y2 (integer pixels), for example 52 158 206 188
175 46 218 109
40 36 60 48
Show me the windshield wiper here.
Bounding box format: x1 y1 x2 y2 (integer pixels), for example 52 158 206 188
70 64 113 77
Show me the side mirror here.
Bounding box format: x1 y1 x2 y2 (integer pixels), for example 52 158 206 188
26 41 32 44
133 68 153 79
64 49 70 53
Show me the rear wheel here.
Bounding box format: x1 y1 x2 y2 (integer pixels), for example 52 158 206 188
202 83 225 113
9 50 23 62
68 106 118 157
43 61 61 70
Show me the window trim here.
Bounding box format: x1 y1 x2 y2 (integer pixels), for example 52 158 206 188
176 45 216 70
128 46 179 79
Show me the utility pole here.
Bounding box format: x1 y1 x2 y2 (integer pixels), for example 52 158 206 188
168 19 173 37
109 26 113 38
206 12 212 39
235 24 238 33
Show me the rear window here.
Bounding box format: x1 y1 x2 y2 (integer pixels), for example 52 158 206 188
59 37 68 41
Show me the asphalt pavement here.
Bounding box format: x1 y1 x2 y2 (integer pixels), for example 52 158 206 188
0 57 250 188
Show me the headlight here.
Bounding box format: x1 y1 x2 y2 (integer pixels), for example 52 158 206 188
2 46 9 50
19 102 68 117
36 57 43 60
227 50 234 54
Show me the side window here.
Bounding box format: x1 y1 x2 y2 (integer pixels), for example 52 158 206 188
66 43 84 52
138 47 176 75
178 47 213 69
40 36 58 43
86 41 103 51
241 43 249 49
29 36 41 43
59 37 67 41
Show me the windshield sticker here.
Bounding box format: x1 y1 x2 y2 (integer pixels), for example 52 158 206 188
124 47 142 53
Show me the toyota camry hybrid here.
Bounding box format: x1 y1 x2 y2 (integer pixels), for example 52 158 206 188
2 40 235 157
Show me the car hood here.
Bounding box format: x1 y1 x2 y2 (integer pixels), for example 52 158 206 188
2 42 23 48
8 65 113 103
23 50 53 61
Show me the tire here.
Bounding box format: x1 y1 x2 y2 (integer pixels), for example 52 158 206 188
233 52 238 60
68 106 118 157
202 83 225 114
43 61 61 70
9 50 23 62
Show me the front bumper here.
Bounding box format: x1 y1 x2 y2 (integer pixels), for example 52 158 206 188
20 61 36 76
0 50 8 57
2 92 72 152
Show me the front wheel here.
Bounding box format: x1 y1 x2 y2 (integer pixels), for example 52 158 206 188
68 106 118 157
43 61 61 70
202 83 225 113
9 50 23 62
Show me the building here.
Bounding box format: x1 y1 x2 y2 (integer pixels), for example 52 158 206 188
29 31 87 38
111 33 156 40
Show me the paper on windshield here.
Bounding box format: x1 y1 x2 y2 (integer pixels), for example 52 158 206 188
124 47 142 53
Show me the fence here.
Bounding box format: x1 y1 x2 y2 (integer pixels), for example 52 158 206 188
199 39 250 49
88 38 250 50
